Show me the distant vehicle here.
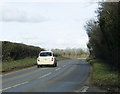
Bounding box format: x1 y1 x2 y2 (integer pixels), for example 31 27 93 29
37 51 57 68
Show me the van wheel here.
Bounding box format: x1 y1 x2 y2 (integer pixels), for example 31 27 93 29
55 63 57 67
54 63 57 67
40 65 42 67
37 65 40 68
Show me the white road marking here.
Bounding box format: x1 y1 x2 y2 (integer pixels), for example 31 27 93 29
75 86 89 92
1 81 29 91
62 65 66 67
39 72 52 79
55 67 61 71
2 69 51 91
81 86 89 92
0 86 12 91
12 81 28 87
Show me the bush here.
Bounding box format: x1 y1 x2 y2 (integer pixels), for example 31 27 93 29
2 41 45 61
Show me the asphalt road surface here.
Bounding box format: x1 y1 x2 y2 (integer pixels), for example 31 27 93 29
2 59 90 92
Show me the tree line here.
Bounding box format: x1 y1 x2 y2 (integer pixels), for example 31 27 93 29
84 2 119 70
2 41 45 62
51 48 89 58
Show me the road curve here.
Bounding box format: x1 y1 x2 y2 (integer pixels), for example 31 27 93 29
2 59 90 92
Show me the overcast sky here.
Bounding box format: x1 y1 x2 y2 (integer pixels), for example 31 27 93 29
0 0 100 50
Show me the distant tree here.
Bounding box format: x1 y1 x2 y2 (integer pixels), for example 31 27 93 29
52 48 89 58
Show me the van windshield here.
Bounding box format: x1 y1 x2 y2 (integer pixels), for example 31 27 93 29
40 52 52 56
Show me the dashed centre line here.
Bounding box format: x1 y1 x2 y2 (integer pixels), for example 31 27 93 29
55 67 61 71
62 65 66 67
2 71 53 91
39 72 52 79
1 81 29 91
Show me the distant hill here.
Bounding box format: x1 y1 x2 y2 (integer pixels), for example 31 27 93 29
2 41 45 61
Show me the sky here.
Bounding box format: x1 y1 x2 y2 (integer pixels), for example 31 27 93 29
0 0 100 50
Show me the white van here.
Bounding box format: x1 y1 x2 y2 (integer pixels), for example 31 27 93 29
37 51 57 68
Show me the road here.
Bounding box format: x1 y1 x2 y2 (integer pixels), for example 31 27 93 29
2 59 90 92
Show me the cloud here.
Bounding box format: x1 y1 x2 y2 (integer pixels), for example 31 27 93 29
0 8 48 23
56 39 67 44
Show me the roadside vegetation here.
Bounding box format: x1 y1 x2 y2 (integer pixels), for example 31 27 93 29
55 56 70 61
87 58 119 92
2 41 45 61
2 58 36 73
51 48 89 59
85 1 120 92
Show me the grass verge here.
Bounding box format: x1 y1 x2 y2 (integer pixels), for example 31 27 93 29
2 58 36 73
87 58 119 92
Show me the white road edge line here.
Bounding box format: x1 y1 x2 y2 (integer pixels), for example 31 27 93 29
39 72 52 79
1 81 29 91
